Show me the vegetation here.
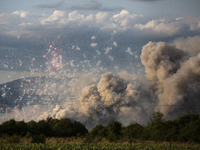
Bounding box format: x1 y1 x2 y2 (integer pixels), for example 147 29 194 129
87 112 200 143
1 112 200 147
0 117 88 139
0 143 200 150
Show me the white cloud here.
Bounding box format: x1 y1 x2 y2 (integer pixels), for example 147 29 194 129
68 10 85 22
19 22 33 26
0 10 200 47
176 17 183 21
41 10 66 25
184 16 200 31
95 11 109 24
13 11 29 18
111 9 143 27
84 14 95 23
134 19 186 37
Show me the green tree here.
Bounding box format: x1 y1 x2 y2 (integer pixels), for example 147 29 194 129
27 120 40 135
15 120 28 136
147 112 165 141
90 124 104 138
124 123 144 142
37 120 52 137
1 119 17 135
164 120 179 142
177 114 200 142
107 121 122 143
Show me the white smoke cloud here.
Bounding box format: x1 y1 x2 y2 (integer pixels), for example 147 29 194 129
113 41 117 47
2 36 200 129
36 72 154 128
125 47 133 55
173 36 200 56
104 47 112 54
96 60 101 66
91 36 96 40
141 40 200 115
1 5 200 130
90 43 97 47
109 55 114 61
70 60 75 67
96 50 101 55
76 45 81 50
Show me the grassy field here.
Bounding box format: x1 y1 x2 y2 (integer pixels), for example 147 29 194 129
1 142 200 150
0 137 200 150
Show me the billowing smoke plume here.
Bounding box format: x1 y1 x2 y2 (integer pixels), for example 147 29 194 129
37 72 154 129
2 36 200 129
37 37 200 129
141 40 200 116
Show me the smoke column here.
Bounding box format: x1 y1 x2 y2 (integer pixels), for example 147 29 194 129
141 40 200 117
1 36 200 129
38 72 154 129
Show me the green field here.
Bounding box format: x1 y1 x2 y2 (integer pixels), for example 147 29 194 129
1 143 200 150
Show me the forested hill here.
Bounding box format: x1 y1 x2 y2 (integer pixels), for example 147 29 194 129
1 112 200 143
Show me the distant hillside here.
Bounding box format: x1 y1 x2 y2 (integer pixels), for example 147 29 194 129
0 76 70 114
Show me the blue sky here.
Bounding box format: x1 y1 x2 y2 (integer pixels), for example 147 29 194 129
1 0 200 17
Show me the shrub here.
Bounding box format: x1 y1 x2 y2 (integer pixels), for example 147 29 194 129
31 134 46 143
7 134 21 143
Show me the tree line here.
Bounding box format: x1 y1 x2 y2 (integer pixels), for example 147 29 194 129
89 112 200 143
0 118 88 139
1 112 200 143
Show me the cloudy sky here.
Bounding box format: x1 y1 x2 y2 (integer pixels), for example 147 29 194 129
0 0 200 83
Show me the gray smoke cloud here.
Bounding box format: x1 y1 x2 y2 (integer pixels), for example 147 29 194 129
2 36 200 129
141 40 200 116
173 35 200 56
37 72 154 129
37 37 200 129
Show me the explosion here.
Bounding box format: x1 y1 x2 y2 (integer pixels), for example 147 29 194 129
1 36 200 130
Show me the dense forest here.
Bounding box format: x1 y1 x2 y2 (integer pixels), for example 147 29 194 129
0 112 200 143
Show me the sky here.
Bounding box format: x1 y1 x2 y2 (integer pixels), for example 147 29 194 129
1 0 200 17
1 0 200 127
0 0 200 83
